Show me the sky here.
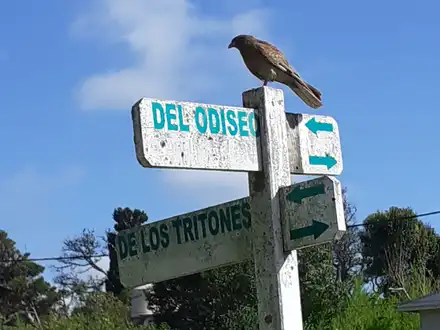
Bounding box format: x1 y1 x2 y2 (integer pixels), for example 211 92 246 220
1 0 440 281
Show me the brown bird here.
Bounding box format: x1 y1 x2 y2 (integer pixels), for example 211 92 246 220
228 34 322 109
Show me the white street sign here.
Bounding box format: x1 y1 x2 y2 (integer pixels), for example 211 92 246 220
132 98 261 172
280 175 346 251
132 99 343 177
116 197 253 288
286 113 343 176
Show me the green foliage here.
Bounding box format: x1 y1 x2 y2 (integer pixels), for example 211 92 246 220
0 231 60 327
360 206 439 294
149 260 256 330
316 278 419 330
2 292 169 330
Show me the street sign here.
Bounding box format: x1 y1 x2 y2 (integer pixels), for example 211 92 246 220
115 197 253 288
132 98 342 177
286 114 343 176
280 175 346 251
132 98 261 172
124 87 346 330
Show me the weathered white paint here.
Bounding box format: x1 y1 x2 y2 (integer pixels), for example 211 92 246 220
286 113 343 175
132 98 262 172
132 99 342 176
116 197 253 288
243 87 303 330
280 176 346 251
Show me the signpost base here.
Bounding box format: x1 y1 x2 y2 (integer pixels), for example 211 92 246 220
243 87 303 330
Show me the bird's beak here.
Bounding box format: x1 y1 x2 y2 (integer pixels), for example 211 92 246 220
228 42 233 49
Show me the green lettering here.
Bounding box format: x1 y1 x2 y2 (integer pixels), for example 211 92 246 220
192 216 200 240
160 224 170 248
195 106 207 133
208 210 219 236
241 202 251 229
198 213 208 238
140 229 150 253
183 217 195 242
219 108 227 134
208 107 220 134
231 204 242 230
219 207 232 233
127 232 137 257
248 112 259 137
237 111 249 136
149 226 160 251
152 102 165 129
177 105 190 132
226 110 238 136
117 235 128 260
165 103 178 131
172 219 183 244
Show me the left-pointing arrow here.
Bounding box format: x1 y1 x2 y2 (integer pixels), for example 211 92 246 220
305 117 334 135
290 220 329 240
287 183 325 204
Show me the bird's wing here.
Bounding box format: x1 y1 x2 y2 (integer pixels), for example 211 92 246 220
254 39 308 85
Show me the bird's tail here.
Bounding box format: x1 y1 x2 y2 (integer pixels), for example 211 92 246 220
287 77 323 109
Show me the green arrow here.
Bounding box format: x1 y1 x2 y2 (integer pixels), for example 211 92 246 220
309 155 337 169
290 220 329 240
287 183 325 204
305 117 334 135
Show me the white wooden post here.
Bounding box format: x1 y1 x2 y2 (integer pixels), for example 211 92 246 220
243 87 303 330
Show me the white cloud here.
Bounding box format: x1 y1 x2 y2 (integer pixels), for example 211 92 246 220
162 169 249 206
72 0 273 203
73 0 272 110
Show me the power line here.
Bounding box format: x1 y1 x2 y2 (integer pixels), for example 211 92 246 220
0 254 109 262
347 210 440 228
2 209 440 264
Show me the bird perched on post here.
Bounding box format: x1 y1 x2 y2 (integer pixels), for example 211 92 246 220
228 34 322 109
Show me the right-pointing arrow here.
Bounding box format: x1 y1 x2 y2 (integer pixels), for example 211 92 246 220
309 155 337 169
290 220 329 240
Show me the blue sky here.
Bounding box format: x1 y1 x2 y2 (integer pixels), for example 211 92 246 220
1 0 440 279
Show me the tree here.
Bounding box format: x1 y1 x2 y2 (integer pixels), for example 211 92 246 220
148 260 256 330
52 229 108 311
360 206 439 295
0 230 60 326
106 207 149 301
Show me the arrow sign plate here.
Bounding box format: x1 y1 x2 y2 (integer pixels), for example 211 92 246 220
280 175 346 251
286 114 343 176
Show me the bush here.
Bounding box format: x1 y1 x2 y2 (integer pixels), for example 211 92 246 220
2 292 169 330
307 279 419 330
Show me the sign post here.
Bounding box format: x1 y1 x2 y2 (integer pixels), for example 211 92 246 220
119 87 346 330
243 87 303 330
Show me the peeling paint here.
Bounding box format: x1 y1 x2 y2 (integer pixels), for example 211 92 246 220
131 98 262 172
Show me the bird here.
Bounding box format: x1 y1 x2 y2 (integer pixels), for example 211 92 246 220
228 34 322 109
